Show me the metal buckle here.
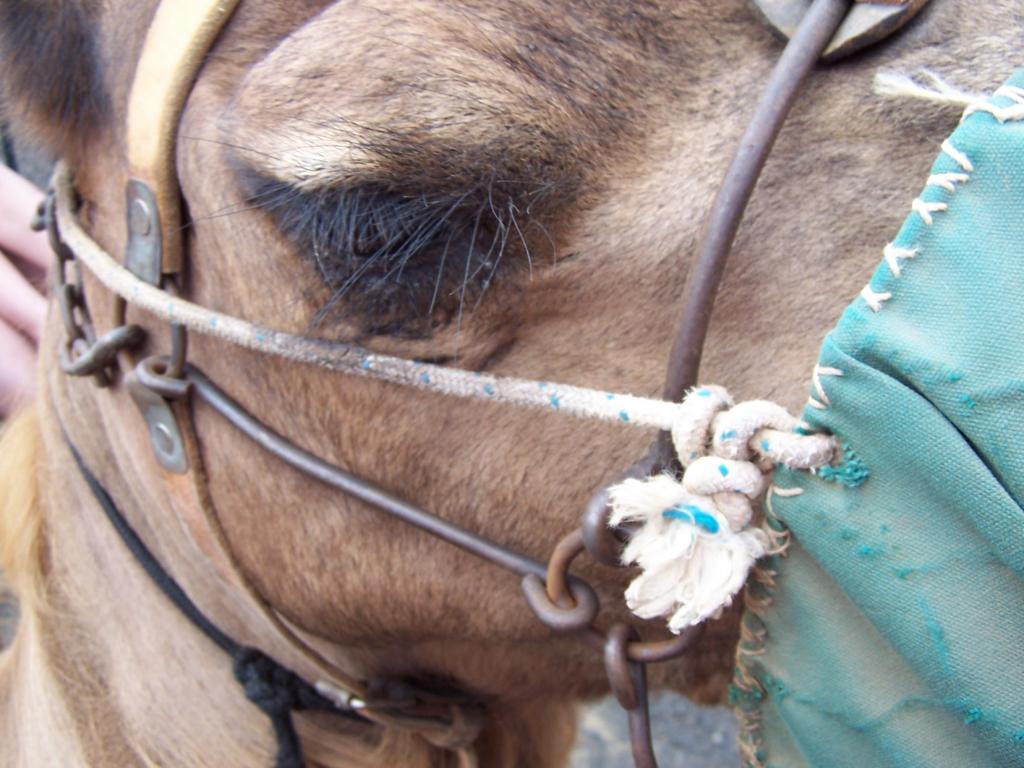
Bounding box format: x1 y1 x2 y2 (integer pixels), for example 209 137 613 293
124 178 163 285
126 360 189 475
750 0 933 61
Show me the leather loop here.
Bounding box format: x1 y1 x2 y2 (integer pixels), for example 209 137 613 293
126 0 242 274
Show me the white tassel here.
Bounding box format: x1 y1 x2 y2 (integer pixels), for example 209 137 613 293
657 529 769 633
609 474 771 632
607 386 836 633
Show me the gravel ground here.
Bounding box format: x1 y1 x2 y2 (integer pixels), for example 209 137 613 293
572 693 740 767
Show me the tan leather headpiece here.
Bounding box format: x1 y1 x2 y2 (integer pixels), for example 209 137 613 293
124 0 241 283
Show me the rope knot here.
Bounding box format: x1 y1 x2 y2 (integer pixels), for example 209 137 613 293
232 647 335 768
234 647 301 714
608 386 837 633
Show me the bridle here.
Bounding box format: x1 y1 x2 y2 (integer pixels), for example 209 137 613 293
45 1 932 766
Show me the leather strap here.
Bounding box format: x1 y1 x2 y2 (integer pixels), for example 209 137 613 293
118 0 488 749
163 396 373 700
161 397 484 751
125 0 242 276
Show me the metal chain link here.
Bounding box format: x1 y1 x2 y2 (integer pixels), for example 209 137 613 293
519 518 705 765
41 191 145 384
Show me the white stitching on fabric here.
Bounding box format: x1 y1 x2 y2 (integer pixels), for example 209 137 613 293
811 366 843 405
962 85 1024 123
768 485 804 497
863 138 975 313
806 365 843 410
911 198 948 226
860 285 892 312
862 135 982 313
926 172 969 193
940 138 975 171
883 243 918 278
996 85 1024 103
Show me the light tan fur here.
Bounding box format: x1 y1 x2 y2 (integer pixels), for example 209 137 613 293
0 410 43 612
1 0 1022 765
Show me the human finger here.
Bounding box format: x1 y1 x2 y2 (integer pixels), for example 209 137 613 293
0 248 46 342
0 318 37 417
0 164 49 271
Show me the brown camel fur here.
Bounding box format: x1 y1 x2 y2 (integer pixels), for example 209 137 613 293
1 0 1021 764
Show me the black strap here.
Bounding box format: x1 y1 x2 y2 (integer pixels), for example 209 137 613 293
65 433 366 768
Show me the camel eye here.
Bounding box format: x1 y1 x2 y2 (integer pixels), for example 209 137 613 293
243 174 535 338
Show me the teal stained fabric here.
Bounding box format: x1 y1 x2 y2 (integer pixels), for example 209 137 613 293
735 72 1024 768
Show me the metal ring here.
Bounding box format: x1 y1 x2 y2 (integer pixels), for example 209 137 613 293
626 623 705 664
575 622 705 665
56 283 83 341
44 190 77 272
581 440 663 566
163 278 188 379
135 355 192 400
604 623 660 768
544 529 588 606
60 337 109 387
604 623 641 710
166 323 188 379
59 324 145 377
520 573 599 632
580 487 625 567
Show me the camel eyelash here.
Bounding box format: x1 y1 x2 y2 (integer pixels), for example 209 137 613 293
239 172 549 338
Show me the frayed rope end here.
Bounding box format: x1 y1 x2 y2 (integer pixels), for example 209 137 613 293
873 69 985 110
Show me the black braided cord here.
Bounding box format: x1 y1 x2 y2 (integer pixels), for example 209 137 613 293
65 433 367 768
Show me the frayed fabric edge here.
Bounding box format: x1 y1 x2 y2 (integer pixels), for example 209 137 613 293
729 499 790 768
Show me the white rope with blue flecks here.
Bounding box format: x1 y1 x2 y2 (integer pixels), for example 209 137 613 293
54 164 833 456
608 386 836 633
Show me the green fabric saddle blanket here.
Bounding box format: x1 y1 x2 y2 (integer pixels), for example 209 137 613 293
733 71 1024 768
